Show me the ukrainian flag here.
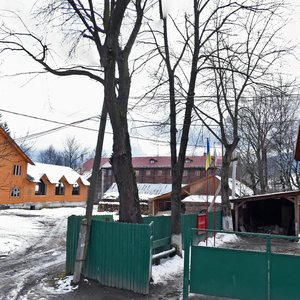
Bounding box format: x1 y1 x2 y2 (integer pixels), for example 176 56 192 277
205 138 211 171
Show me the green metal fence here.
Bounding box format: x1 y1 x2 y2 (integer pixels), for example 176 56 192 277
66 215 114 274
143 215 171 253
84 221 152 294
66 212 222 295
66 215 152 294
183 229 300 300
181 211 222 249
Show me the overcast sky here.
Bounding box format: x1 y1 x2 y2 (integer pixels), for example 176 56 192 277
0 0 300 160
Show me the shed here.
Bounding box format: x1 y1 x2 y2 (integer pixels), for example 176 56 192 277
231 190 300 236
99 183 173 214
150 175 253 215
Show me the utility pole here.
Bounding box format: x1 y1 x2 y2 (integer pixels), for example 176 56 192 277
73 103 107 284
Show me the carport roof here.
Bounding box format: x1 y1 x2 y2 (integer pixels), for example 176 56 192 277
231 190 300 204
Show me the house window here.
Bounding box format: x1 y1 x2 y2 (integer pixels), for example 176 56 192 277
55 181 65 195
195 170 201 176
11 187 20 197
135 170 140 176
13 165 21 176
185 157 192 164
146 170 152 176
35 180 46 195
183 170 188 176
149 158 157 164
72 183 80 195
157 170 163 176
108 169 112 176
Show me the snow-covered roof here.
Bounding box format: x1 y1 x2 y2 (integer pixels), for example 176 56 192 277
182 195 222 204
102 183 173 201
27 163 90 186
216 176 253 197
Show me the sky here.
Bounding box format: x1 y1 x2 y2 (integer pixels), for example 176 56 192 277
0 0 300 160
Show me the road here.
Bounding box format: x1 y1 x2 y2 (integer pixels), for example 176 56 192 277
0 209 228 300
0 210 68 300
0 209 187 300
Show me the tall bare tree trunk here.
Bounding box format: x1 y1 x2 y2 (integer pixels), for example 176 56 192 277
221 146 234 230
102 3 142 223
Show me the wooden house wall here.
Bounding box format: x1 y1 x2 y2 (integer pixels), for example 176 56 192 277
0 130 88 206
0 133 30 204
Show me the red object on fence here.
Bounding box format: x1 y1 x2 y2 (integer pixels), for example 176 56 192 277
197 214 207 230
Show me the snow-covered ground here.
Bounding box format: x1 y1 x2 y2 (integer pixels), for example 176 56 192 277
0 207 95 256
0 206 111 299
0 206 185 299
0 206 241 299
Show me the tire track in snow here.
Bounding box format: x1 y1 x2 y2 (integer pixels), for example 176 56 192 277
0 214 68 300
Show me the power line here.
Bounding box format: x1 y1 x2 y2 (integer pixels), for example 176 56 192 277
0 108 99 132
3 107 298 149
1 108 172 145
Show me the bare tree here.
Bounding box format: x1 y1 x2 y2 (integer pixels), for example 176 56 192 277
239 80 300 193
193 0 288 229
0 0 151 223
143 0 287 232
0 114 10 135
38 145 63 165
269 86 300 191
62 136 89 170
145 0 255 241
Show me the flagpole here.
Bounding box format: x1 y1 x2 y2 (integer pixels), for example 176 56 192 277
213 144 217 246
206 165 209 246
205 138 211 246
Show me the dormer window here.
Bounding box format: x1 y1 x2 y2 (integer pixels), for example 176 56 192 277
55 181 65 195
72 183 80 195
185 157 193 164
149 158 157 164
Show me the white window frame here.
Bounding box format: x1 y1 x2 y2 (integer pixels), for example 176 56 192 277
11 187 20 197
13 165 21 176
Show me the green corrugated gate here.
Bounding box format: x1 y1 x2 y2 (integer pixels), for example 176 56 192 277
270 252 300 300
143 215 171 253
181 211 222 249
66 215 152 294
183 229 300 300
85 221 152 293
66 215 114 274
66 212 223 295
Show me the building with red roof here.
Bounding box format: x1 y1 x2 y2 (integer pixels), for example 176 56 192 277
83 155 222 202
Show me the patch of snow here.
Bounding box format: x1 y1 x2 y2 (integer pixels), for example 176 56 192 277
198 232 239 247
47 276 78 294
151 255 183 284
0 215 43 255
102 182 173 201
0 206 115 257
182 195 222 203
27 162 90 185
215 175 253 196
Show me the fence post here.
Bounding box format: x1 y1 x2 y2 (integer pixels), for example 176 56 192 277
183 228 191 300
266 235 271 300
73 218 89 283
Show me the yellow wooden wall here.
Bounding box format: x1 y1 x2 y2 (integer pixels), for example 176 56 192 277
0 130 88 205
